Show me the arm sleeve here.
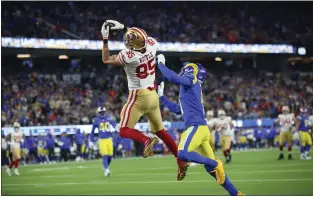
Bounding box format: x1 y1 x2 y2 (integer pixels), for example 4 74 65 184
158 63 194 86
160 96 181 115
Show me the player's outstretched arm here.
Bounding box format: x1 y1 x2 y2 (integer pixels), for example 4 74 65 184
101 21 124 66
157 82 181 115
157 54 193 86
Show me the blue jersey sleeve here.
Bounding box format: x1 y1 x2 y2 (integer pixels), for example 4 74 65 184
160 96 181 115
158 63 194 86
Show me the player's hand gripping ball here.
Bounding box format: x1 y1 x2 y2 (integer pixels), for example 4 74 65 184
101 20 125 39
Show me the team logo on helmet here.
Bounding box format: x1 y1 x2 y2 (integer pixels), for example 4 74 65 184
127 32 138 41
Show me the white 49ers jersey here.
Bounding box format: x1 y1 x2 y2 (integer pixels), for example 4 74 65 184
207 118 218 135
118 37 158 90
277 113 294 132
10 131 23 147
215 117 233 136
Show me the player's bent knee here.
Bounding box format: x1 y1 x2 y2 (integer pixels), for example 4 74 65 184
119 127 129 138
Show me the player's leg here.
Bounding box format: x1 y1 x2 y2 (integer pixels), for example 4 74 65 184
278 132 285 160
220 135 228 161
199 141 243 195
9 147 16 170
224 136 232 163
177 126 218 169
305 132 312 159
287 132 293 160
13 146 21 175
99 138 113 176
145 91 178 158
2 149 11 176
38 148 44 164
299 131 307 159
106 138 114 176
44 149 50 164
119 90 152 147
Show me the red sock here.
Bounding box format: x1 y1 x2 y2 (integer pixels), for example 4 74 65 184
9 160 15 169
155 129 178 157
279 145 283 151
120 127 150 144
14 159 20 168
288 146 292 152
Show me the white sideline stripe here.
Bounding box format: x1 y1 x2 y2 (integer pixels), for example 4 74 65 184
3 178 313 188
32 167 69 172
120 169 313 176
17 148 300 168
14 169 313 179
28 162 313 173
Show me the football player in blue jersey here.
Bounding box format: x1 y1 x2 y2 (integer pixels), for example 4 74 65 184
156 54 243 195
90 106 117 176
295 107 312 160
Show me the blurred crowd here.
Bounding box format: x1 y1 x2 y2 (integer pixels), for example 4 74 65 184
1 125 302 164
2 2 313 45
2 61 313 127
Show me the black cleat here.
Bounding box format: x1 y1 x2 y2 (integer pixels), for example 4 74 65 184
288 154 292 160
225 154 232 164
278 153 284 160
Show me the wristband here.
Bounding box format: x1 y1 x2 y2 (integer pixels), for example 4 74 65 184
103 39 108 44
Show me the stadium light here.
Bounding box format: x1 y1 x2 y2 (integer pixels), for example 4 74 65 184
59 55 69 59
215 57 222 61
17 54 31 58
298 47 306 55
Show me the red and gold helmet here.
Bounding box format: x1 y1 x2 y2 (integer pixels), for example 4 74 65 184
123 27 148 51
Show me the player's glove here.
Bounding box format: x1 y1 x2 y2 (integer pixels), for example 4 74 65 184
157 54 166 64
106 20 125 30
101 21 111 40
158 82 164 97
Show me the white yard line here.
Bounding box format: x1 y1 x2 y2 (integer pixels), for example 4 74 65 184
6 168 313 180
3 178 313 188
17 148 287 169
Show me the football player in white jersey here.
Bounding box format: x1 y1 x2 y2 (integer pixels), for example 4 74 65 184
6 122 24 176
215 110 234 163
274 106 295 160
100 20 188 180
206 110 217 151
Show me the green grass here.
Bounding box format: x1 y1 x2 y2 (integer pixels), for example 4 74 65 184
2 149 313 195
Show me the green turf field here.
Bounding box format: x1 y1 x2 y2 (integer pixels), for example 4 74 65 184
2 149 313 195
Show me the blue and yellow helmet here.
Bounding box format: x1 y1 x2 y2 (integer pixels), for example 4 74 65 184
97 106 106 113
179 63 207 83
300 107 308 115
